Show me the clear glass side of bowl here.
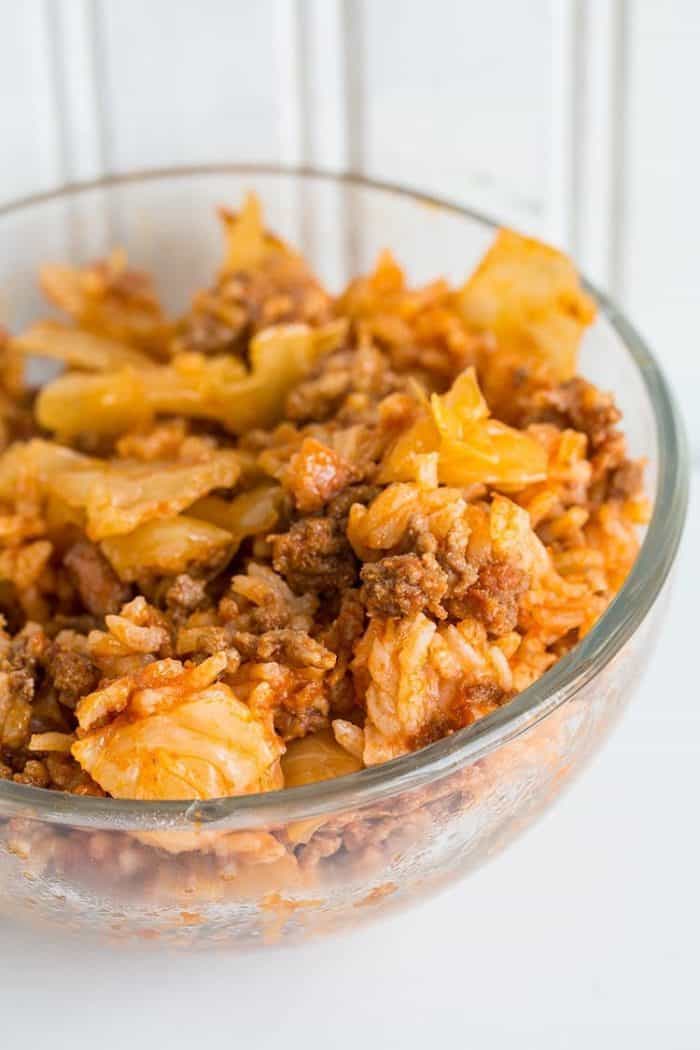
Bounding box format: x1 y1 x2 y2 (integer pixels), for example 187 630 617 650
0 169 685 946
0 594 668 946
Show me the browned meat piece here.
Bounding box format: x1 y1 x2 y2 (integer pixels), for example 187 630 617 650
6 666 35 707
0 680 33 750
6 622 49 706
326 484 382 523
272 517 358 594
174 260 332 357
12 759 50 787
175 309 245 356
608 458 645 501
360 553 448 619
459 681 510 705
528 379 646 504
0 624 48 750
285 351 354 422
8 622 47 672
409 680 509 750
231 629 335 670
440 522 482 600
64 540 130 618
165 573 209 617
44 643 99 707
400 512 481 614
528 377 621 449
274 695 329 741
286 345 400 423
232 660 331 742
318 590 366 717
447 680 511 730
456 560 529 636
221 263 332 331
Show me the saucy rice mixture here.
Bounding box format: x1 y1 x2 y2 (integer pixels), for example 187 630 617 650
0 196 647 805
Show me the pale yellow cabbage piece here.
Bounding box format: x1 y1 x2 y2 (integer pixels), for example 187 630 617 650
139 353 246 415
40 249 170 353
189 484 284 554
216 321 346 431
437 421 547 488
13 321 153 371
36 368 153 437
456 229 596 408
72 657 284 801
101 515 233 581
0 439 241 541
34 355 245 439
36 321 346 437
282 729 363 788
48 450 241 541
0 439 97 503
429 367 488 438
219 191 312 278
220 192 270 274
380 368 547 491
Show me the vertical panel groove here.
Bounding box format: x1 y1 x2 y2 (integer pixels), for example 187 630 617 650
294 0 314 166
85 0 112 178
609 0 630 299
274 0 306 248
547 0 579 247
574 0 616 288
552 0 626 290
44 0 110 184
44 0 71 185
279 0 357 281
275 0 305 167
296 0 314 259
569 0 587 258
90 0 115 177
340 0 364 273
341 0 364 175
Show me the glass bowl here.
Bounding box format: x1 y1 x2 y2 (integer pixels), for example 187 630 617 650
0 166 688 948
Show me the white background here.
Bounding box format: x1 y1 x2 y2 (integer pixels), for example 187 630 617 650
1 2 699 1044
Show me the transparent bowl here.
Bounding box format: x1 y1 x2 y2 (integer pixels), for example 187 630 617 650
0 166 688 948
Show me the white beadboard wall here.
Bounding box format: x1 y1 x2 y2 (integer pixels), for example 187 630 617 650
1 0 698 455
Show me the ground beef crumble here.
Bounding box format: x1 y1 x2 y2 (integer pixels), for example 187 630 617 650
286 344 404 424
231 629 335 670
525 377 621 448
64 540 130 618
361 553 448 619
521 376 644 504
457 561 529 636
318 591 367 717
409 681 510 750
326 484 382 523
164 573 209 624
43 641 99 708
272 517 358 595
607 458 645 501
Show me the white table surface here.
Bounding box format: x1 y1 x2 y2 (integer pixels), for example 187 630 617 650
1 479 697 1049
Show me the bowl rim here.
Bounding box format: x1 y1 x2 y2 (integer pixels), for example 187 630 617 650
0 162 689 831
